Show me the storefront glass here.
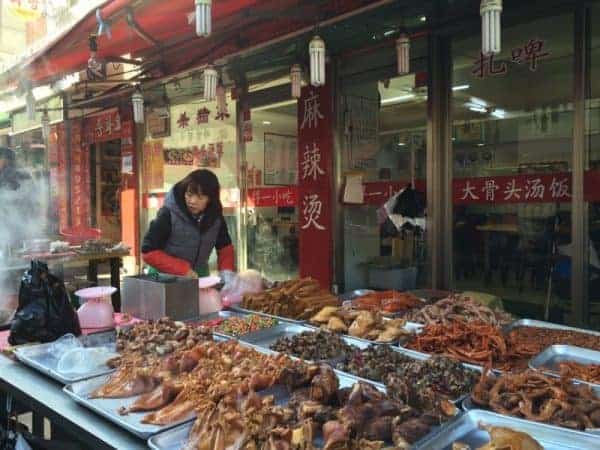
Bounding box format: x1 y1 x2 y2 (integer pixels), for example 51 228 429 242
451 15 574 321
587 5 600 328
246 101 299 281
341 57 428 291
141 93 239 274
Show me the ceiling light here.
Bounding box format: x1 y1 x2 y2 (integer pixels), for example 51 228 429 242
397 142 406 146
384 29 396 37
452 84 470 91
420 16 427 22
469 105 487 113
309 35 326 87
477 143 485 147
262 121 272 125
491 108 506 119
381 93 415 105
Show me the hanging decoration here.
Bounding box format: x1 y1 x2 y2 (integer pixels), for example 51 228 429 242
481 0 502 55
204 66 218 101
215 81 230 121
396 32 410 75
87 34 106 80
132 88 145 124
96 8 112 39
26 90 35 121
195 0 212 37
309 35 326 87
291 64 302 98
41 109 50 139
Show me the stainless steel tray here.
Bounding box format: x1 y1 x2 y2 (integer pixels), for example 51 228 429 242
239 323 369 364
504 318 600 337
229 304 307 324
415 409 600 450
462 395 600 435
529 345 600 386
14 331 117 384
63 373 190 439
148 372 386 450
194 310 281 339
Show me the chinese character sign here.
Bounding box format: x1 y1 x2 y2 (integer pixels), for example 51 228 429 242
453 173 571 205
70 122 91 228
472 39 551 79
83 110 122 144
298 84 333 288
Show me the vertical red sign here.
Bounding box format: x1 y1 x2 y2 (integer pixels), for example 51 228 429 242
297 84 333 288
70 121 91 228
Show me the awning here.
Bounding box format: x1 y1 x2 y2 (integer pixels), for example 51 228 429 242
5 0 380 88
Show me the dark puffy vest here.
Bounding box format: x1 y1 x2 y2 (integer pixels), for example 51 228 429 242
162 189 221 268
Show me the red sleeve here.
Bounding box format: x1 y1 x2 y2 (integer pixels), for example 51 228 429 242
217 244 235 272
142 250 191 276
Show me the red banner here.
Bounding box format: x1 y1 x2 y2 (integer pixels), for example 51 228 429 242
83 110 123 145
247 186 298 207
298 84 333 288
70 122 91 228
48 124 69 231
453 173 571 205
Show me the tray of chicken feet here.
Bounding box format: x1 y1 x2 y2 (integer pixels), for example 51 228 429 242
64 333 309 439
463 369 600 435
529 345 600 388
310 305 418 345
336 345 479 404
148 362 459 450
415 409 599 450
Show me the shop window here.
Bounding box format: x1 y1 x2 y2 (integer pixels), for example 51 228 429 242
342 73 427 291
246 101 299 281
451 15 574 322
587 5 600 328
141 93 239 274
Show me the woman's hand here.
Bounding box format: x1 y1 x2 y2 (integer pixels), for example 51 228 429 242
185 269 198 279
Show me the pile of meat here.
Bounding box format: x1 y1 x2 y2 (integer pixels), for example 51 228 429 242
183 363 456 450
110 317 212 367
242 278 340 320
200 314 278 337
270 330 358 362
406 320 508 367
404 296 513 327
93 339 301 425
558 361 600 384
471 369 600 430
351 291 423 316
310 306 412 343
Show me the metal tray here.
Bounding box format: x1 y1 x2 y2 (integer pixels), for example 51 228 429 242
239 323 369 364
529 345 600 387
193 310 281 338
14 331 117 384
504 319 600 337
414 409 600 450
148 373 386 450
229 304 307 324
462 395 600 435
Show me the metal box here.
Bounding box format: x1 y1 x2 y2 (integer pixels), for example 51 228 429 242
121 274 199 321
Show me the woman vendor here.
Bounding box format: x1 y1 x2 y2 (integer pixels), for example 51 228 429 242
142 169 235 281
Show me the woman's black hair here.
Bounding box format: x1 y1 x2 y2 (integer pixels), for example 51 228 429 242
176 169 223 230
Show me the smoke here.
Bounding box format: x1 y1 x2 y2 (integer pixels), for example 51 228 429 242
0 170 52 323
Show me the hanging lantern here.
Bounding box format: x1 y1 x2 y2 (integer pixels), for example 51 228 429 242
195 0 212 37
481 0 502 55
26 90 35 121
396 33 410 75
132 89 144 124
41 110 50 139
309 35 326 87
204 66 218 101
290 64 302 99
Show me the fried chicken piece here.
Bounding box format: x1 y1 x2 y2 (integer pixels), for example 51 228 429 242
348 311 376 337
311 306 341 323
310 365 339 404
478 425 543 450
327 316 349 333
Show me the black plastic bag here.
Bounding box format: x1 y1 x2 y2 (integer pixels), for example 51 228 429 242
8 261 81 346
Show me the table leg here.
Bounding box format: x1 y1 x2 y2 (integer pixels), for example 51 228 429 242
87 261 99 286
110 258 121 312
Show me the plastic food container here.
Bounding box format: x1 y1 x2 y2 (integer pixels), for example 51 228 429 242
198 276 222 315
75 286 116 329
